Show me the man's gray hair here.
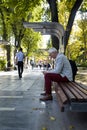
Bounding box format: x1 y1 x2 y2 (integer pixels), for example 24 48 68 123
48 47 58 54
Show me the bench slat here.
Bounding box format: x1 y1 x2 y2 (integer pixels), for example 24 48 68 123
72 82 87 96
76 82 87 91
58 82 76 101
56 93 64 112
69 82 87 100
55 82 67 112
55 82 68 104
64 82 84 101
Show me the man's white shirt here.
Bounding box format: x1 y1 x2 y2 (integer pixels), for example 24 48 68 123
16 51 24 61
49 53 73 81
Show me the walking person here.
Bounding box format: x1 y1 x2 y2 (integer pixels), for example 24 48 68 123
40 47 73 101
15 48 25 79
30 59 34 70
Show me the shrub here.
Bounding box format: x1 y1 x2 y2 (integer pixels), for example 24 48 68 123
77 62 87 67
0 58 6 70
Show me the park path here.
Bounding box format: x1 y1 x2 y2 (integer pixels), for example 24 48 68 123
0 68 87 130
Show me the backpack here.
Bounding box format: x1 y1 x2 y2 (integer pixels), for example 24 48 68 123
69 60 78 81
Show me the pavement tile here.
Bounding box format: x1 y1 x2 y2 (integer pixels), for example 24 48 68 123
0 69 87 130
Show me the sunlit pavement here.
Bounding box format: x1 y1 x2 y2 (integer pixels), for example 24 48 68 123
75 69 87 85
0 68 87 130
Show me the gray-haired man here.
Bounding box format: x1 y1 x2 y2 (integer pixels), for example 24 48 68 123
40 47 73 101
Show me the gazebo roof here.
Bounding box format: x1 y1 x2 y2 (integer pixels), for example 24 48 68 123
23 22 64 52
23 22 64 40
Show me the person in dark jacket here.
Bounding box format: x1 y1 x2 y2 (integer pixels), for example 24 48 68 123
69 60 78 81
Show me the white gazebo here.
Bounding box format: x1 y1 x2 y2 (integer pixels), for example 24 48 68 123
23 22 64 52
0 40 9 45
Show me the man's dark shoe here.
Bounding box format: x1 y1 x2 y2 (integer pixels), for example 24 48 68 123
19 77 21 80
19 75 22 79
19 74 22 79
40 95 53 101
40 92 46 96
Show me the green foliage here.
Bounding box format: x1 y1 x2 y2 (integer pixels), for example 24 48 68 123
29 5 44 22
0 0 43 43
58 0 76 27
41 0 51 22
0 0 86 67
34 49 48 62
46 39 52 49
0 57 6 70
79 0 87 12
21 29 42 56
77 19 87 42
77 62 87 67
66 41 84 61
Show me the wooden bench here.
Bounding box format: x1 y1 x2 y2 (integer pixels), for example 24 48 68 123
5 67 13 71
54 82 87 112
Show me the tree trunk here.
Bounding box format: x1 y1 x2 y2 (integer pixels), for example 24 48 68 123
47 0 59 50
47 0 83 53
7 45 11 67
0 8 11 68
64 0 83 53
47 0 58 22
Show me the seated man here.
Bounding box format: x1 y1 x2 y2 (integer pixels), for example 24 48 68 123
40 47 73 101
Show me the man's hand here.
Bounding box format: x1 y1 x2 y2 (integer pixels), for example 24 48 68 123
42 71 47 75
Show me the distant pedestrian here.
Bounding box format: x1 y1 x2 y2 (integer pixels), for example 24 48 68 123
15 48 25 79
30 59 34 69
47 63 51 70
38 61 42 69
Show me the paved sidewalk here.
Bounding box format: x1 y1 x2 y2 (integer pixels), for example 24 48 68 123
0 68 87 130
76 69 87 85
